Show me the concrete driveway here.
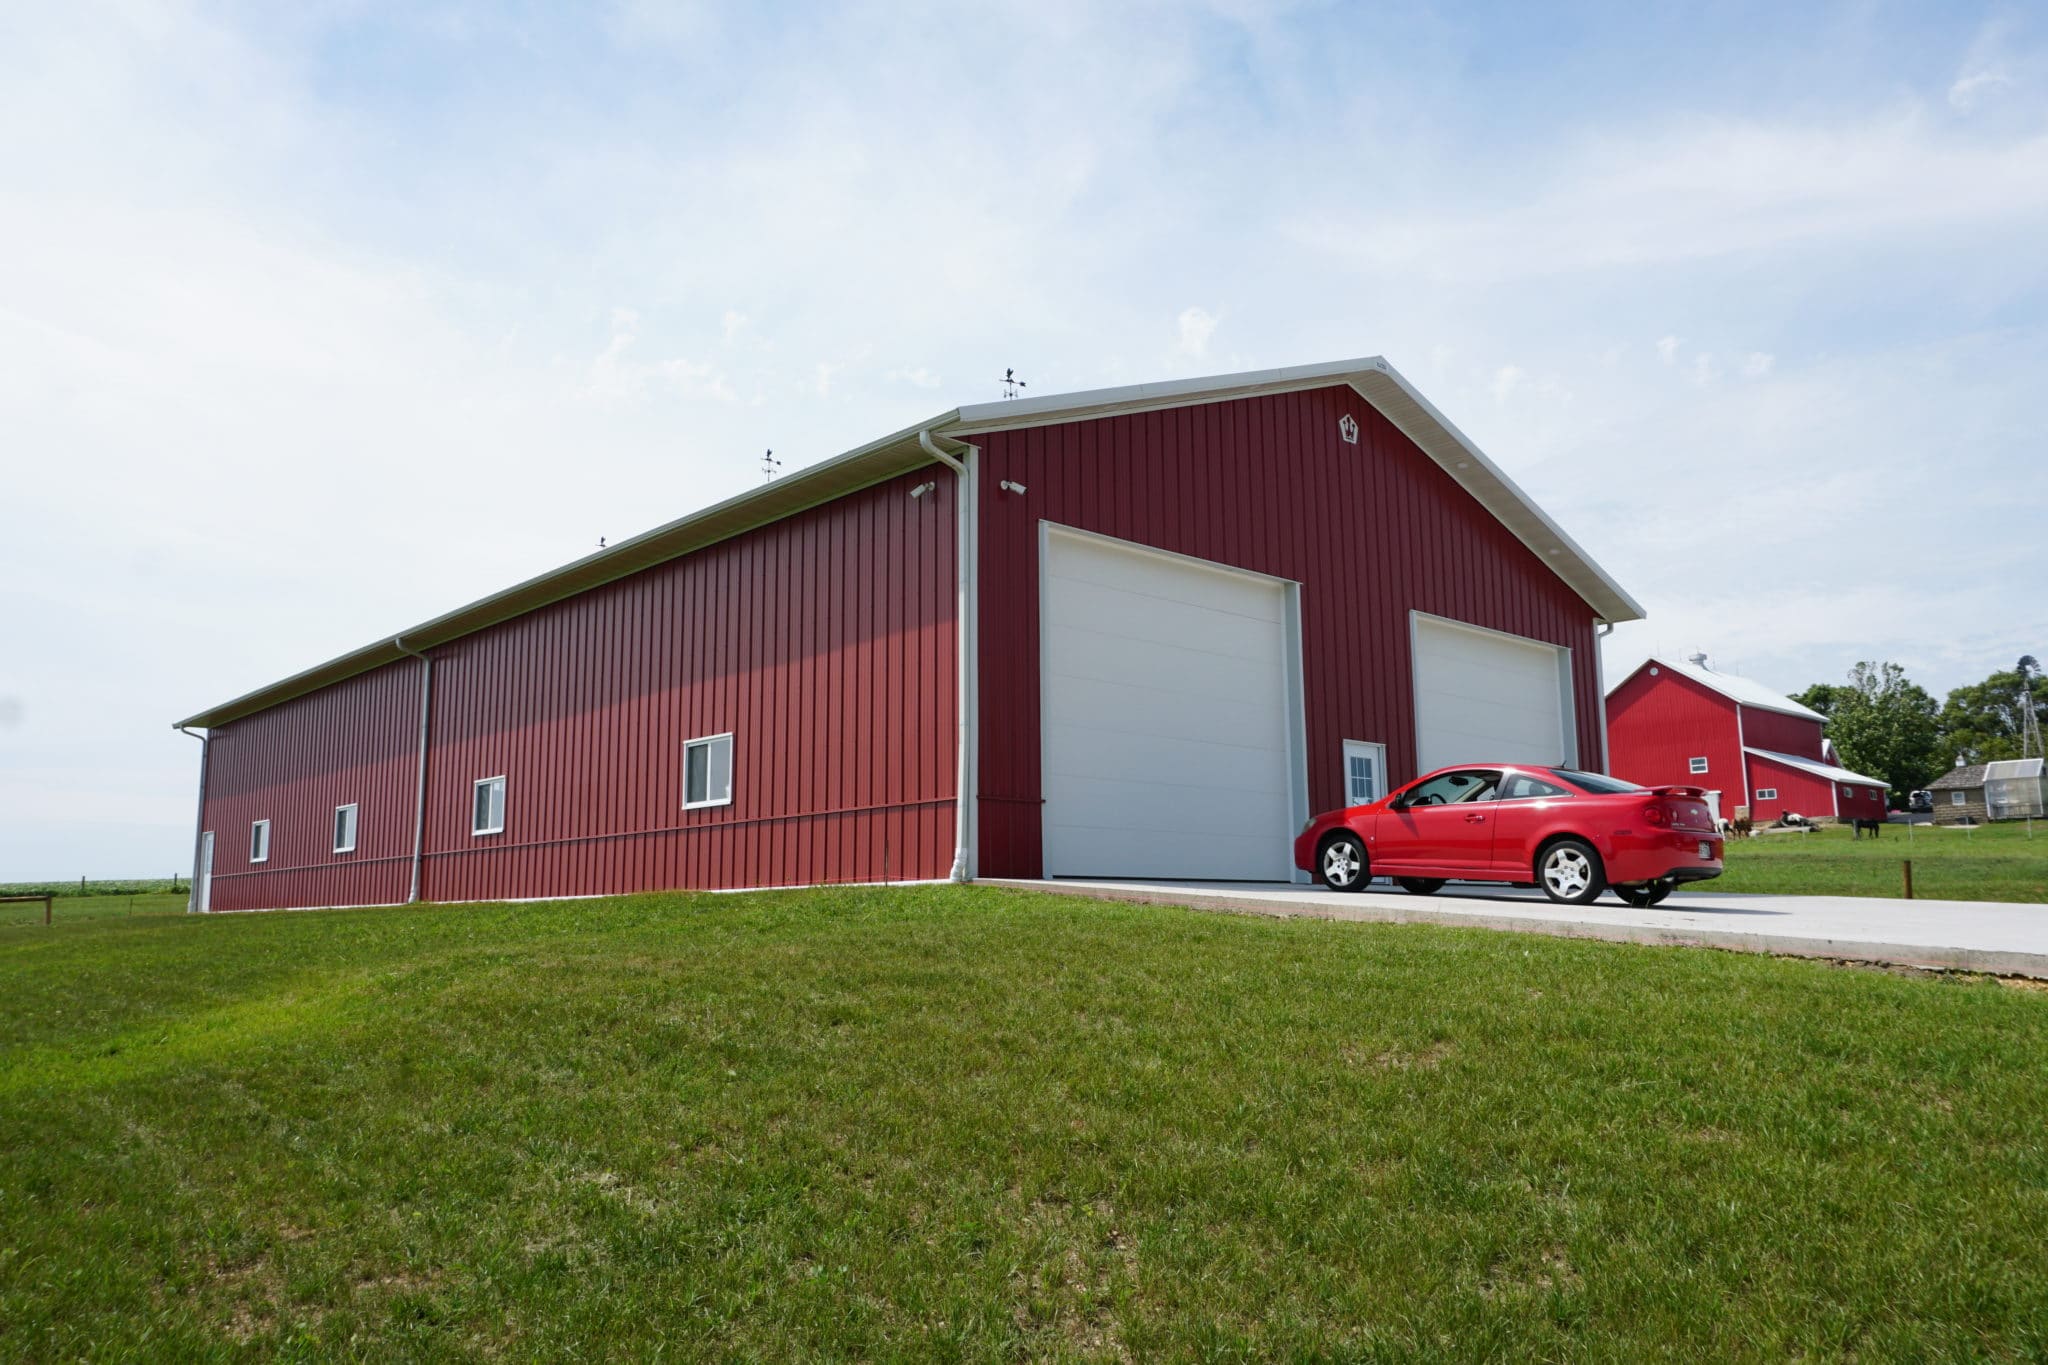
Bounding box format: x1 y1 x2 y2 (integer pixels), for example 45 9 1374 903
984 878 2048 979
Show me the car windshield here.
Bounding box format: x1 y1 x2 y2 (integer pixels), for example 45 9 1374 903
1553 769 1644 795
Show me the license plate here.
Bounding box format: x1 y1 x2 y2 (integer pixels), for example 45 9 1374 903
1698 841 1713 859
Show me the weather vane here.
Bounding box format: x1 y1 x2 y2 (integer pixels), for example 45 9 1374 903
761 447 782 482
1002 368 1027 399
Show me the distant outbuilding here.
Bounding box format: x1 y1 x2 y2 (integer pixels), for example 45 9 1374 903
1928 758 2047 824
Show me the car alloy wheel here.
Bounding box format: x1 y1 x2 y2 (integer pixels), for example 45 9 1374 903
1319 834 1368 892
1538 839 1605 906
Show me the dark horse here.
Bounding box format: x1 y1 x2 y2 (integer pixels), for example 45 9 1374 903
1851 818 1884 839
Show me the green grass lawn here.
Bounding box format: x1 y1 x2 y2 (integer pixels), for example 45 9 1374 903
1714 820 2048 903
5 887 2047 1360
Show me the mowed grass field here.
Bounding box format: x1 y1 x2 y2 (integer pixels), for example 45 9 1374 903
5 888 2048 1360
1713 820 2048 903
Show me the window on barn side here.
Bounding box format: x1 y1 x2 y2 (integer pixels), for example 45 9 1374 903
684 733 734 810
333 804 358 854
1689 756 1710 774
250 819 270 864
1755 788 1778 801
472 777 506 836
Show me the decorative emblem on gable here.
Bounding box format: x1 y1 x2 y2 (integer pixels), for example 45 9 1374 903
1337 414 1359 445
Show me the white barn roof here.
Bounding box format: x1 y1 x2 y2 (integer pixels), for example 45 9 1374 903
1616 655 1825 722
1744 746 1889 789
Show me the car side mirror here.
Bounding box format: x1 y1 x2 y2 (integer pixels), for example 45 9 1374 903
1388 793 1410 812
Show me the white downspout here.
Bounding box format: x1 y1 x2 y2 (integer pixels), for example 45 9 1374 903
1593 620 1614 773
394 636 433 903
176 725 209 912
920 428 978 883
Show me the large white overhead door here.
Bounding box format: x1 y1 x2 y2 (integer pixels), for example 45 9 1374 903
1412 614 1573 774
1041 529 1297 880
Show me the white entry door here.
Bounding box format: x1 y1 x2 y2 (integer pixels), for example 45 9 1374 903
1411 614 1574 774
1040 528 1299 880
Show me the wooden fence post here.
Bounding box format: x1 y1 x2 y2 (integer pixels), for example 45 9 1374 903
1902 860 1914 900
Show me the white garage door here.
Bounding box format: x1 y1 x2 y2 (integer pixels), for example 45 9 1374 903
1041 529 1297 880
1412 615 1573 774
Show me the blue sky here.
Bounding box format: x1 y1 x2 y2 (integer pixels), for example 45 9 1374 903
3 1 2045 877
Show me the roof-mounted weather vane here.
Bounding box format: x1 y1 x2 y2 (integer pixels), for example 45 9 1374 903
1002 368 1027 400
761 448 782 482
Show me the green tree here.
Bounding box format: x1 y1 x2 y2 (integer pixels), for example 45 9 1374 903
1938 665 2046 764
1818 662 1942 796
1790 682 1849 719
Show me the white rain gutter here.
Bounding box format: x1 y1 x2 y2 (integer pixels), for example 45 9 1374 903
394 636 433 903
176 726 208 912
1594 621 1614 773
919 428 979 883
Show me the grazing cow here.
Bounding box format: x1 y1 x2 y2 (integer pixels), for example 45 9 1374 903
1852 818 1883 839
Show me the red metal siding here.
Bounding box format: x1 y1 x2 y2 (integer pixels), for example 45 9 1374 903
1605 666 1748 811
1741 707 1824 760
972 385 1607 878
197 662 420 912
418 469 956 903
1746 757 1887 823
201 469 956 910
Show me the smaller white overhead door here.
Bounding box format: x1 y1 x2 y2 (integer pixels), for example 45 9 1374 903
1041 529 1298 881
1412 614 1573 773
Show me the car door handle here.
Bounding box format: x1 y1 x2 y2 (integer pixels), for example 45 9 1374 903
1464 813 1486 823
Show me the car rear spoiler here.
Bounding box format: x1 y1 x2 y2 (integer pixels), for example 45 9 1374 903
1646 785 1708 799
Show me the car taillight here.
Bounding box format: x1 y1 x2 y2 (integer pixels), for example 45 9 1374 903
1642 803 1668 826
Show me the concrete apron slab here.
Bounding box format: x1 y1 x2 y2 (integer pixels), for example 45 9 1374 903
982 878 2048 979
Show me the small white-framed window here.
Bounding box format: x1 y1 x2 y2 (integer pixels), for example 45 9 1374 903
684 733 734 810
1342 739 1386 806
472 776 506 836
1688 756 1710 775
249 818 271 864
1951 790 1967 807
333 803 358 854
1755 787 1778 801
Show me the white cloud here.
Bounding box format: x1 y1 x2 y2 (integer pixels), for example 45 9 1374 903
886 365 942 388
1656 335 1682 364
1949 67 2013 110
577 310 735 404
1175 306 1220 358
1741 351 1775 378
1290 112 2048 283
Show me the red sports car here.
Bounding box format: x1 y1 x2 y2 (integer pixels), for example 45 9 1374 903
1294 765 1723 906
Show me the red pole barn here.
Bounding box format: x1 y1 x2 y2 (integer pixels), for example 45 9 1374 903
174 358 1644 912
1604 653 1891 826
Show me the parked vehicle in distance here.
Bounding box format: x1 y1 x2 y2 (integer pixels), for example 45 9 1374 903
1296 765 1724 907
1908 790 1934 814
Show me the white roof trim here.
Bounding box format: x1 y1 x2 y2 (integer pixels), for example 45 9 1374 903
1611 655 1825 722
955 356 1643 625
1745 746 1890 788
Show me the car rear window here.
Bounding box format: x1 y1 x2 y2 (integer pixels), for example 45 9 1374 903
1553 769 1644 795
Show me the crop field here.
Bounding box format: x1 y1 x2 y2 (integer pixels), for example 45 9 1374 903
4 884 2046 1359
